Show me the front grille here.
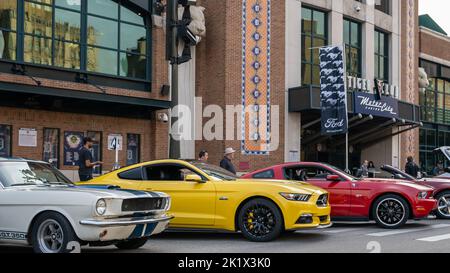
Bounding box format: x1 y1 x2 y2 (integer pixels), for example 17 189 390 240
319 216 328 223
122 197 167 212
316 194 328 207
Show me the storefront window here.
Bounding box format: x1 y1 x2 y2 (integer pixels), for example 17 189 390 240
9 0 150 80
0 1 18 61
344 19 361 78
374 30 389 83
301 6 327 87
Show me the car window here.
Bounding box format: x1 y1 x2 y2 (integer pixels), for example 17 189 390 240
252 169 274 179
284 166 333 181
144 164 205 182
118 167 143 180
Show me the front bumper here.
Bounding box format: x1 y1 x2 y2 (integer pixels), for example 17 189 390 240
283 201 332 230
413 199 437 219
80 214 174 227
76 214 173 242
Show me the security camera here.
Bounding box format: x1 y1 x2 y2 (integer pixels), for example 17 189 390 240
354 5 361 12
158 113 169 123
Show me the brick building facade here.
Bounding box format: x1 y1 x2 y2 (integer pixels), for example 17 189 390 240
0 0 170 180
192 0 422 173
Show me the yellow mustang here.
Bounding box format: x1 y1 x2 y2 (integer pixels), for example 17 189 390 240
78 160 331 242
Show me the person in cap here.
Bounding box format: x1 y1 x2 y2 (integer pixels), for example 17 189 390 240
220 147 237 174
78 137 104 182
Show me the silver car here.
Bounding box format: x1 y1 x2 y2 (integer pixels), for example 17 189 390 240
0 158 173 253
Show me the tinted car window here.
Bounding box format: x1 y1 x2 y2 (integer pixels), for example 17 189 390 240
118 167 143 180
284 166 333 181
144 164 206 181
252 169 274 179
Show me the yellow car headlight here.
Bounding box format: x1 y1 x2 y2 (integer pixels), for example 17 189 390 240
280 193 312 202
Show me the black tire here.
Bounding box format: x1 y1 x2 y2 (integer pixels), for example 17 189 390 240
372 194 410 229
237 198 283 242
435 191 450 219
115 238 148 250
31 212 77 253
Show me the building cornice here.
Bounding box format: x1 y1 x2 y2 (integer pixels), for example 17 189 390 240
420 26 450 42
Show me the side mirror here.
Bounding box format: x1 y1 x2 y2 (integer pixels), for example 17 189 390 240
326 175 340 182
185 174 205 183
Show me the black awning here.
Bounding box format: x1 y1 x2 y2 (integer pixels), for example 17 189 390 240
289 86 421 125
0 82 170 119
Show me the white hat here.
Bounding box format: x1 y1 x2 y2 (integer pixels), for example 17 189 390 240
224 147 236 155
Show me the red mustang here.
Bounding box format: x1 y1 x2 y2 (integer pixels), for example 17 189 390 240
242 162 437 229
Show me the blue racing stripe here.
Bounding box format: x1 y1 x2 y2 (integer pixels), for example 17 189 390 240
144 223 157 236
128 224 145 239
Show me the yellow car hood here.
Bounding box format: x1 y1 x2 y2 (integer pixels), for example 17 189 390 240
234 179 326 195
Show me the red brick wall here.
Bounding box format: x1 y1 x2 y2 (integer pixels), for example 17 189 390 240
420 31 450 61
195 0 286 172
0 106 169 171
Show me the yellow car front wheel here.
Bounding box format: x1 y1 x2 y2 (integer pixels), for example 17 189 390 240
237 198 283 242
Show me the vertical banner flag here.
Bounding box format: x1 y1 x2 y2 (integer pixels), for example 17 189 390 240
319 45 348 135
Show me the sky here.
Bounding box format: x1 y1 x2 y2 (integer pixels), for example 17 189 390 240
419 0 450 34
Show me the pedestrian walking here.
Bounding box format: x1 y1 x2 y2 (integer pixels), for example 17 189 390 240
78 137 104 182
360 160 369 178
220 147 237 174
405 156 420 178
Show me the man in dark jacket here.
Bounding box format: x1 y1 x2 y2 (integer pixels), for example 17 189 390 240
220 147 237 175
405 156 419 178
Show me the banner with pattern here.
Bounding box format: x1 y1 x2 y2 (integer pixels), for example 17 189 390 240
319 46 348 136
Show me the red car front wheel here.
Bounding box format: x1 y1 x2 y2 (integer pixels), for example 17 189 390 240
372 194 410 229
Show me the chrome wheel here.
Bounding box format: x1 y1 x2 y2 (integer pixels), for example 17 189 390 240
37 219 64 253
242 204 276 238
437 195 450 217
376 198 406 227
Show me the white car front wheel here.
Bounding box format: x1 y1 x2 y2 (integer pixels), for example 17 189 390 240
31 212 77 253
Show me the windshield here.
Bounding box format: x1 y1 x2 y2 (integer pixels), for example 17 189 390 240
0 161 73 187
322 163 359 180
380 166 415 180
191 162 237 181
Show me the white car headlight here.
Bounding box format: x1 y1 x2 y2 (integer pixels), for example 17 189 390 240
96 199 107 215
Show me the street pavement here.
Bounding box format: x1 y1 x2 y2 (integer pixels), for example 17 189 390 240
2 218 450 253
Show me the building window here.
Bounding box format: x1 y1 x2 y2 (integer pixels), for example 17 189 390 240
87 0 148 79
374 30 389 83
375 0 391 15
344 19 362 78
3 0 150 81
420 126 450 174
420 78 450 124
301 6 327 87
0 1 17 61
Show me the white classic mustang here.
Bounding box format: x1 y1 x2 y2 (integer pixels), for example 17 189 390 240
0 158 173 253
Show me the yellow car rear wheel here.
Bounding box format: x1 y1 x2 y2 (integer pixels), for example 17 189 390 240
237 198 283 242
